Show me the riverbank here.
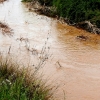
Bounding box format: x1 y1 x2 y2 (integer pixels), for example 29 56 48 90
22 0 100 34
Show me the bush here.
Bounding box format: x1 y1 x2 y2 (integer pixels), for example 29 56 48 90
38 0 53 6
96 20 100 28
52 0 100 23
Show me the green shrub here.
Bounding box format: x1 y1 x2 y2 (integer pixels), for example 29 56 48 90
96 20 100 28
52 0 100 23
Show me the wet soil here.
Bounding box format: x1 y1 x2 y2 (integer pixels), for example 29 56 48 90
0 0 6 3
0 22 13 36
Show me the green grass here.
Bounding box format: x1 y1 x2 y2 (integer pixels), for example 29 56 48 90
0 56 53 100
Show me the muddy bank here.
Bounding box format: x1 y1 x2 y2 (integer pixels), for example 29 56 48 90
0 22 13 36
0 0 7 3
25 1 100 34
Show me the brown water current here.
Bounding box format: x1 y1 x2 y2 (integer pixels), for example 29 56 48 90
0 0 100 100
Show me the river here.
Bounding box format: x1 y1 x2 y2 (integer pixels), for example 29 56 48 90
0 0 100 100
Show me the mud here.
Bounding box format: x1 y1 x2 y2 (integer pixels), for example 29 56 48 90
0 22 13 36
0 0 6 3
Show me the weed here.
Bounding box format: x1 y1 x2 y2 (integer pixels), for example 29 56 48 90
0 55 53 100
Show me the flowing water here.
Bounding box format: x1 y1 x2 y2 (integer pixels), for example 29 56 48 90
0 0 100 100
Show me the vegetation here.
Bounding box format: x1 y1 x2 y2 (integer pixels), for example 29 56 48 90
22 0 100 27
0 55 53 100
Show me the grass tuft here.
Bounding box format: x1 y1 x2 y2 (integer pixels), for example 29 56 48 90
0 55 53 100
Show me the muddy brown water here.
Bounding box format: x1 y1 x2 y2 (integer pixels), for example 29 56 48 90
0 0 100 100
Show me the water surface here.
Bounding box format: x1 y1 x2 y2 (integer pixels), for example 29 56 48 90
0 0 100 100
